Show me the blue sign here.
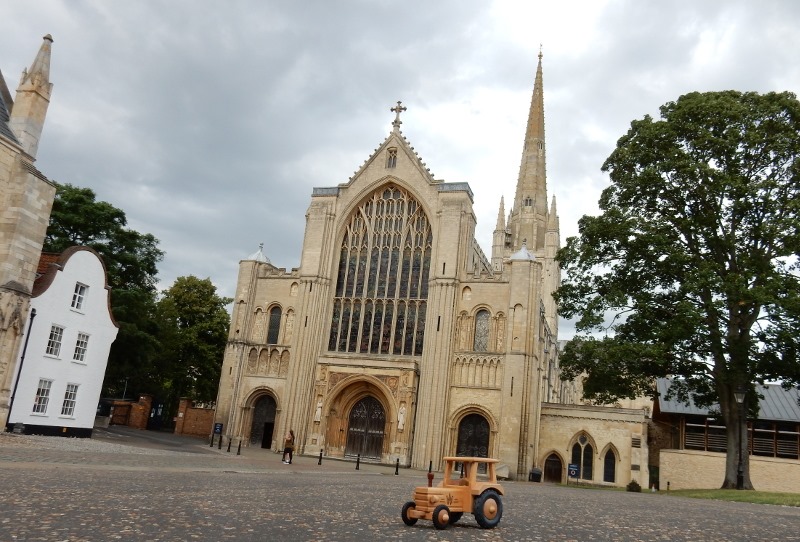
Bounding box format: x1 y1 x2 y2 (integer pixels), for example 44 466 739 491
568 463 579 478
213 422 223 434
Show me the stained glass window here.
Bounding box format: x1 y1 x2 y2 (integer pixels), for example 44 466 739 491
329 184 432 356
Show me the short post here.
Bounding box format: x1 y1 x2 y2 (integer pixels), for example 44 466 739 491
395 458 400 475
227 438 232 453
318 450 323 465
210 434 214 447
218 435 222 450
356 454 360 470
667 481 670 491
237 439 242 456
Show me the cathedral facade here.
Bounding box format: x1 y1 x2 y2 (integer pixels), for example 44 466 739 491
214 55 649 483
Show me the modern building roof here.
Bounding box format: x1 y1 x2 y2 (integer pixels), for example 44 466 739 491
656 378 800 422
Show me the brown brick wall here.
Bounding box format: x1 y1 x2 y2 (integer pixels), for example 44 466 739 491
174 398 214 438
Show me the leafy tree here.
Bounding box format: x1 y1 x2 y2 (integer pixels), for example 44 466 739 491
153 276 231 409
556 91 800 490
43 183 164 399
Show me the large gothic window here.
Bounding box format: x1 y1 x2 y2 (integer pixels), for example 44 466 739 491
329 184 432 356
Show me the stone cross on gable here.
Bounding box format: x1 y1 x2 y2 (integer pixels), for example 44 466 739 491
391 100 407 131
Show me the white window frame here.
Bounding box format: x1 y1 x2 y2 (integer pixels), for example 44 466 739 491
61 383 79 417
73 332 90 363
32 379 53 414
71 282 88 310
45 325 64 357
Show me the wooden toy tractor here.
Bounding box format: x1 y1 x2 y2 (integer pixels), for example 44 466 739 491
401 456 505 530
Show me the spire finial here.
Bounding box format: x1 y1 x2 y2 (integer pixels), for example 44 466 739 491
391 100 407 132
538 43 543 60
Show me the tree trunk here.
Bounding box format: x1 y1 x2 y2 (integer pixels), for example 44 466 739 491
721 397 753 490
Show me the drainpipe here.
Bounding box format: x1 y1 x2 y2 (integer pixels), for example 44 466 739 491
7 308 36 429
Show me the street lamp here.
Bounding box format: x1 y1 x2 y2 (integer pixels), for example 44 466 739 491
733 386 746 490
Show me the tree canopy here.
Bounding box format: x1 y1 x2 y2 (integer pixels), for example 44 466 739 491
154 276 231 405
555 90 800 489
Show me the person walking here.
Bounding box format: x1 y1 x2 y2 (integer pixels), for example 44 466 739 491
282 430 295 464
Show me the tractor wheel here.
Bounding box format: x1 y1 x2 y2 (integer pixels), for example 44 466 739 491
432 504 451 530
401 501 418 526
473 490 503 529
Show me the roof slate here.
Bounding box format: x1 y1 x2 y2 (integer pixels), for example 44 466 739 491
657 378 800 422
0 69 19 144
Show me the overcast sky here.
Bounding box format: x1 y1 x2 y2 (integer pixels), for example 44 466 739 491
2 1 799 338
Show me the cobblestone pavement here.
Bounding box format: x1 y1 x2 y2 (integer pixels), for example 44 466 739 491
1 430 798 541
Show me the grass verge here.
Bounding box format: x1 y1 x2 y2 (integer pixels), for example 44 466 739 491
664 489 800 507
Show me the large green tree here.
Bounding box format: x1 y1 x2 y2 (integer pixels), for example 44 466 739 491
555 91 800 489
153 276 231 409
43 183 164 399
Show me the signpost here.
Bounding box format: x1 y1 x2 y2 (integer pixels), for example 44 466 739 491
214 423 223 435
567 463 579 485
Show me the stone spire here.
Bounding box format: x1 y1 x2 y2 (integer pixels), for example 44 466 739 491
9 34 54 158
547 195 559 231
508 49 548 251
495 196 506 230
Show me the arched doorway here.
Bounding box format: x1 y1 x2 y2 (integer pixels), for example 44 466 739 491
456 413 490 457
250 395 277 448
345 396 385 459
544 453 563 483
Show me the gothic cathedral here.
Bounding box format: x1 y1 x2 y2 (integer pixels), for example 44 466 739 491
213 54 649 483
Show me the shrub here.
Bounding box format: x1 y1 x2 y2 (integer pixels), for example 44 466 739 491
626 480 642 492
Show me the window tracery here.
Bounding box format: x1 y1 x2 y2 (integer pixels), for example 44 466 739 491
473 309 490 352
329 184 432 356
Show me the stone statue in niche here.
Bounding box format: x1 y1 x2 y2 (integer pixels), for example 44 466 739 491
398 403 407 431
284 310 295 343
314 399 323 422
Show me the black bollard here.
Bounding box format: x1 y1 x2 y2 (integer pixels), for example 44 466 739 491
395 458 400 475
356 454 360 470
428 460 433 473
210 434 214 447
218 434 222 450
227 438 232 453
237 439 242 456
318 450 323 465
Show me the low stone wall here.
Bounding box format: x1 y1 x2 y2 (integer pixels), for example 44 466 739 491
660 449 800 493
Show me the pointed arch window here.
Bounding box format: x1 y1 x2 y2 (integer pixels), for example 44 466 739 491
603 449 616 483
571 434 593 481
267 306 281 344
329 184 432 356
473 309 490 352
386 148 398 168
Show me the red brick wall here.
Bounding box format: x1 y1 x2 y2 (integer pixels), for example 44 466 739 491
174 398 214 438
109 395 152 430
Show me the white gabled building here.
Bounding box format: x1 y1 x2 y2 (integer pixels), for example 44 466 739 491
6 246 118 437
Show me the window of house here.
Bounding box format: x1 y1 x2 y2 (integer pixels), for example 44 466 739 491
71 283 88 310
473 310 490 351
328 184 432 356
571 434 594 480
61 384 78 416
266 306 281 344
386 148 397 168
32 379 52 414
603 449 616 483
45 325 64 357
73 333 89 362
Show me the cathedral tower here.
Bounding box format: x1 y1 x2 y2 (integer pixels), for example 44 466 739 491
0 35 57 427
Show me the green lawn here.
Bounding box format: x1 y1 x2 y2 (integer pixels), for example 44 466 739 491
665 489 800 507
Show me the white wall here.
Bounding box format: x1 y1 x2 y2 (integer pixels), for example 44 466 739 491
8 249 118 431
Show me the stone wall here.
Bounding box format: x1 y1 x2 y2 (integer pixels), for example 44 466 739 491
175 398 214 438
660 449 800 493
